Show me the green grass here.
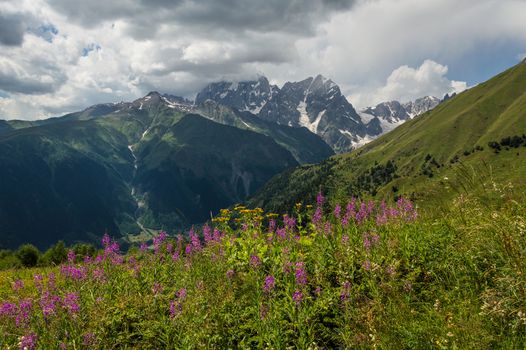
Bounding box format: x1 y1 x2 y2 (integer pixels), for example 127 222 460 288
1 185 525 349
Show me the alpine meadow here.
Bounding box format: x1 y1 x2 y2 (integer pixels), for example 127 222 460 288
0 1 525 349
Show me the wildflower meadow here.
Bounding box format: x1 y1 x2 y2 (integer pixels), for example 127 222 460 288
1 191 525 349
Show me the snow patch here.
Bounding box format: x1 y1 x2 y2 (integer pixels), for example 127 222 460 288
359 112 375 124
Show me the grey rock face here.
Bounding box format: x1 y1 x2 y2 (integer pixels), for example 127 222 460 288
195 76 279 115
359 96 442 141
197 74 369 153
403 96 441 117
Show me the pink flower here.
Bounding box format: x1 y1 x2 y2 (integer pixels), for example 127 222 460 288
294 262 308 286
19 333 37 350
263 275 276 293
292 290 303 305
250 255 262 268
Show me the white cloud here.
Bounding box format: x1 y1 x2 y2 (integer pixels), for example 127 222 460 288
0 0 526 119
349 60 467 108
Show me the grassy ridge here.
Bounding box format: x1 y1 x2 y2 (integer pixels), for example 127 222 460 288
1 187 525 349
248 60 526 213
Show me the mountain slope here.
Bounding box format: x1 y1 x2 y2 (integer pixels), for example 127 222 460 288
133 114 298 229
0 120 136 249
248 60 526 212
197 100 334 164
0 96 300 249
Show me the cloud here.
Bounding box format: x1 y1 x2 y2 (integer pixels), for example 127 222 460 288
46 0 358 37
349 60 467 108
0 0 526 120
0 13 28 46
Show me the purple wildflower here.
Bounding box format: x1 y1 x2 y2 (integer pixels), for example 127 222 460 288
40 291 59 318
63 292 80 315
212 228 222 242
153 231 168 254
92 267 106 283
19 332 37 350
250 255 262 268
356 202 367 224
292 290 303 305
60 265 87 281
226 269 235 278
312 207 323 226
283 261 293 274
268 219 276 233
294 262 308 286
315 286 322 296
363 234 372 251
283 215 296 230
33 274 43 291
172 251 180 262
13 279 24 291
275 227 287 240
48 273 56 290
16 299 33 326
203 224 212 243
102 233 111 248
139 242 148 252
263 275 276 293
340 281 351 302
170 300 182 318
323 222 332 236
334 203 342 218
316 191 325 207
189 228 202 251
0 302 17 317
152 282 163 295
67 250 76 263
376 213 388 226
177 288 187 300
83 333 96 347
362 260 372 271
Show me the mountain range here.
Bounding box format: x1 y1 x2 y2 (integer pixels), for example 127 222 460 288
249 60 526 213
196 75 441 152
0 73 448 249
0 90 332 249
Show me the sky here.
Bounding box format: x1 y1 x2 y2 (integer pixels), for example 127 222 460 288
0 0 525 120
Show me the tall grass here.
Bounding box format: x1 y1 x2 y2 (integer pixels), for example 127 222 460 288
0 190 524 349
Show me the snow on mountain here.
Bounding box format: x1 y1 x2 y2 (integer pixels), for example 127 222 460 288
195 76 279 115
196 74 372 153
358 96 442 142
194 77 445 152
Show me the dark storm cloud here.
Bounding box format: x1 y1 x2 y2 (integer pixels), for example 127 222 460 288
47 0 358 37
0 60 67 94
0 13 28 46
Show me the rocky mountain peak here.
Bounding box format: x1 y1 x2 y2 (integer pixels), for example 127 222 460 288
195 76 279 114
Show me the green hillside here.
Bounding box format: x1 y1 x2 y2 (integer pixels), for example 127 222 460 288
249 60 526 212
0 99 301 249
